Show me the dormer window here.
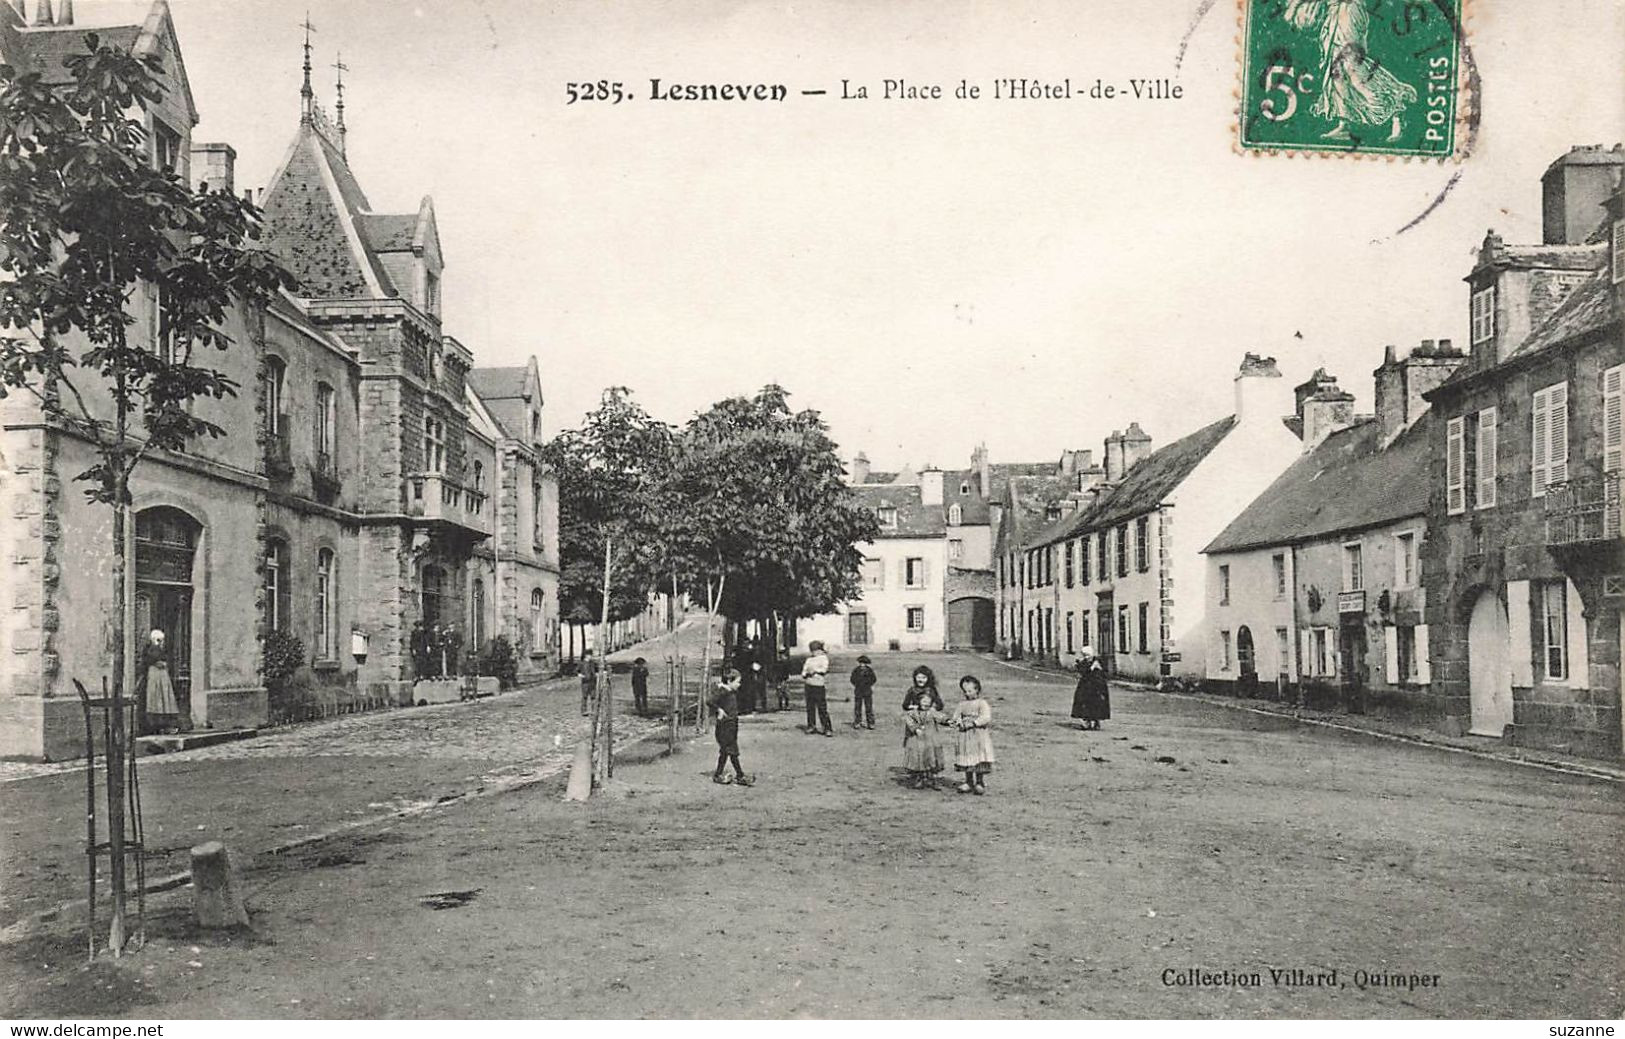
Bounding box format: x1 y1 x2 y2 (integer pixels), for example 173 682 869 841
948 504 963 526
424 270 441 317
1470 285 1496 345
877 506 898 528
152 119 181 174
959 481 970 495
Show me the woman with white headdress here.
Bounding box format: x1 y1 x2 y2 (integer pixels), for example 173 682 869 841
139 629 181 734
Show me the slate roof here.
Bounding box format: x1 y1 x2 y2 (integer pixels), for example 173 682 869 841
987 462 1057 503
1482 243 1608 271
261 124 431 301
862 472 899 484
941 469 992 525
851 484 945 539
9 25 142 81
1204 414 1433 555
467 367 530 400
1034 416 1238 547
1513 266 1618 357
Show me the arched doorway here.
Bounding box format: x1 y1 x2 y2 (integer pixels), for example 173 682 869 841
948 598 994 652
1236 625 1258 695
134 506 200 734
1467 590 1514 736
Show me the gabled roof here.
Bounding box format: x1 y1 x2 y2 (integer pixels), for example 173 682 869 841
468 360 543 440
1036 416 1238 546
1204 414 1433 555
467 366 530 400
6 2 196 124
262 123 438 303
851 484 945 539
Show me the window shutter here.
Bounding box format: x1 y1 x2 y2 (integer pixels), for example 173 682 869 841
921 558 931 588
1547 383 1569 486
1566 578 1588 689
1300 630 1312 679
1476 407 1497 508
1384 626 1399 683
1446 417 1466 514
1507 580 1534 687
1415 624 1431 685
900 558 910 587
1530 389 1550 495
1603 365 1623 474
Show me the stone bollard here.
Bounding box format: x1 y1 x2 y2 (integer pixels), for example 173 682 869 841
190 841 250 928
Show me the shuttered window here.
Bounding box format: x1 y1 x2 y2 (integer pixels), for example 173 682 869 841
1446 416 1466 515
1470 286 1495 344
1531 382 1569 496
1604 365 1623 474
1475 406 1497 508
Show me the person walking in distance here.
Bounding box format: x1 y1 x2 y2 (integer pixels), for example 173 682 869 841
802 640 833 736
1070 648 1110 730
630 656 650 717
849 654 877 729
579 649 598 717
709 668 753 786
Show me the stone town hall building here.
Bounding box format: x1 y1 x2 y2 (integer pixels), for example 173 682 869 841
0 0 560 760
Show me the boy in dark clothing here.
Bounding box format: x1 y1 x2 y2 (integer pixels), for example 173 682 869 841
631 657 650 716
579 650 598 716
708 668 752 786
850 654 877 729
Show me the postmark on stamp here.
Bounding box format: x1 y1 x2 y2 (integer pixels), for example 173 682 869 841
1238 0 1464 158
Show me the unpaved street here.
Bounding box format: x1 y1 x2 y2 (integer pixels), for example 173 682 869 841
4 651 1620 1019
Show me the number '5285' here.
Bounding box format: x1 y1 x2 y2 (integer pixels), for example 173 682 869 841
566 81 627 104
1260 65 1316 121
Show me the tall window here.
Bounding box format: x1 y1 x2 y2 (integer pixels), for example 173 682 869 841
1272 554 1287 599
1116 524 1129 577
1475 407 1498 508
1078 611 1090 647
1116 604 1130 654
905 557 926 589
1219 630 1232 671
1394 532 1417 589
533 480 545 544
1531 382 1569 496
861 557 884 589
1219 564 1231 605
1342 543 1363 592
264 356 286 437
948 538 964 563
1312 627 1332 677
1096 531 1108 582
1135 516 1150 572
1137 603 1149 654
948 504 963 526
1470 285 1495 344
423 415 446 473
316 548 336 660
1079 537 1091 586
1275 627 1290 677
471 578 486 649
315 382 336 470
531 589 546 651
1540 581 1567 681
1065 613 1075 653
152 119 181 173
1064 541 1075 587
264 538 286 631
424 271 441 317
472 460 485 495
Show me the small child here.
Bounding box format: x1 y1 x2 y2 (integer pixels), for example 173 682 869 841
631 657 650 717
775 648 792 710
901 665 947 789
849 654 877 729
708 668 753 786
951 675 995 795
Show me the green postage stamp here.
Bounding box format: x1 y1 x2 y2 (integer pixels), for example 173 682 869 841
1239 0 1464 158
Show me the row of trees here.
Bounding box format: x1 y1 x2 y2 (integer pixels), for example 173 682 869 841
546 384 879 782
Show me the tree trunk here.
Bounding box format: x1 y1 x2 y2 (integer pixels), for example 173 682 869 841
595 538 613 786
668 567 679 753
106 496 131 955
698 573 725 733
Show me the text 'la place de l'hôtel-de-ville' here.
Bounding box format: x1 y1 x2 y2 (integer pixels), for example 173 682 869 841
568 77 1185 103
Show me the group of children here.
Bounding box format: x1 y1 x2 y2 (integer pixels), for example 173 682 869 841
707 646 997 794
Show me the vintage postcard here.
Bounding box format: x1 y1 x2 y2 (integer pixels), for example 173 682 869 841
0 0 1621 1028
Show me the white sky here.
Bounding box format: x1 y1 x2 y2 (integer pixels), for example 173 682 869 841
68 0 1625 469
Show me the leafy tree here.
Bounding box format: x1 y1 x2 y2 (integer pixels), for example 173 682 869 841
541 386 672 787
665 385 878 712
0 36 290 951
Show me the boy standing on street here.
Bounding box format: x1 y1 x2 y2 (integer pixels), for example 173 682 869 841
849 654 877 729
802 640 833 736
579 649 597 717
631 656 650 716
709 667 753 786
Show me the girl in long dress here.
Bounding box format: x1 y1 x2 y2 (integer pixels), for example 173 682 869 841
141 629 180 734
1286 0 1417 142
901 665 947 790
952 675 996 795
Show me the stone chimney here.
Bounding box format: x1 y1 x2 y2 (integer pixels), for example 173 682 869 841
1102 431 1126 483
1373 338 1466 443
1234 353 1289 426
1542 144 1625 245
1301 384 1355 448
970 442 991 499
850 452 870 486
191 142 236 195
919 467 944 507
1121 423 1152 474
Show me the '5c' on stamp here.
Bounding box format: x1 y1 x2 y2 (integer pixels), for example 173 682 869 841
1239 0 1464 158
